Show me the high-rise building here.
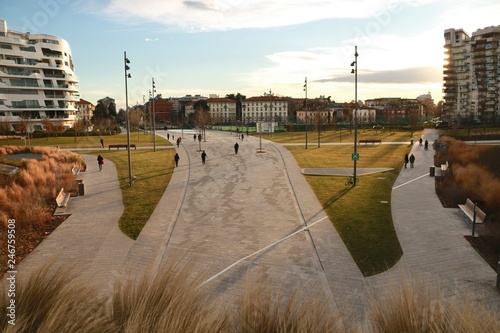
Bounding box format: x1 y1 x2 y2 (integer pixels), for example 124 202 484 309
444 26 500 122
0 19 79 133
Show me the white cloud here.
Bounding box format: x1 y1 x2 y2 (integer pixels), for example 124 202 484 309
144 37 159 42
98 0 434 31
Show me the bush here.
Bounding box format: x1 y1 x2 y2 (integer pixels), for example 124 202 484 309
0 146 86 273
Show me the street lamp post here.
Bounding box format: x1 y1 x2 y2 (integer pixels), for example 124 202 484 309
351 46 359 186
304 77 308 149
152 78 156 152
124 51 133 186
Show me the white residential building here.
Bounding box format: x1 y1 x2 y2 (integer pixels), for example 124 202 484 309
0 19 79 132
242 95 288 124
206 97 236 123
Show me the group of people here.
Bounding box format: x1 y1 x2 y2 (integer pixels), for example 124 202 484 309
405 136 431 168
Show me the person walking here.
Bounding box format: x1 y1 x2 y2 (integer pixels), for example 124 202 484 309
167 133 170 140
241 134 244 141
97 154 104 171
424 139 429 150
176 138 180 147
100 138 104 148
234 142 239 154
193 134 197 141
174 153 180 167
404 153 409 168
409 154 415 168
201 150 207 165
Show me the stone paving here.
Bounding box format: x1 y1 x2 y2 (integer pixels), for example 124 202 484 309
14 128 499 328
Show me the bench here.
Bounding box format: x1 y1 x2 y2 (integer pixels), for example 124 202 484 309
56 188 71 208
71 165 80 175
458 198 486 224
108 144 136 150
359 139 382 144
441 161 449 172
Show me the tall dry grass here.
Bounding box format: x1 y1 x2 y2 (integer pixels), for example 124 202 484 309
2 261 498 332
0 146 85 227
368 273 500 333
0 146 86 273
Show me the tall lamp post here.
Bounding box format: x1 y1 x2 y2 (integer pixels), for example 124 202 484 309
151 78 156 152
124 51 133 186
350 46 359 186
304 77 308 149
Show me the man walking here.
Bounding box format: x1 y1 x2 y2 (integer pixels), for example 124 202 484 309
174 153 180 167
234 142 239 154
409 154 416 168
201 150 207 165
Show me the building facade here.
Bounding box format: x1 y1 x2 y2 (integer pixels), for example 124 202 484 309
206 97 236 124
0 19 80 132
75 98 94 121
444 26 500 122
241 95 288 124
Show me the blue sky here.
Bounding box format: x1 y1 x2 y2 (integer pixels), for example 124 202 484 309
2 0 500 109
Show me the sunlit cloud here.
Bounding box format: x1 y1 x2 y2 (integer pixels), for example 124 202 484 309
144 37 159 42
96 0 435 31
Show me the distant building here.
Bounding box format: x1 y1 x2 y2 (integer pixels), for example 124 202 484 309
206 97 236 124
75 98 94 121
0 19 80 132
444 26 500 122
242 95 288 124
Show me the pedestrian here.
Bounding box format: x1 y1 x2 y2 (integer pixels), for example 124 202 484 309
409 154 415 168
100 138 104 148
174 153 180 167
198 134 202 142
419 137 423 146
176 138 180 147
234 142 239 154
241 134 244 141
404 153 409 168
172 135 174 140
167 133 170 140
194 134 197 141
97 154 104 171
424 140 429 150
201 150 207 165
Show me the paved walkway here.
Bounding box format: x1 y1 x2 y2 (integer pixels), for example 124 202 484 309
15 128 499 327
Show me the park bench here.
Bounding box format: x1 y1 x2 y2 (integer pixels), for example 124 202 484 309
56 188 71 208
441 161 449 172
108 144 136 150
458 198 486 224
359 139 382 144
71 165 80 175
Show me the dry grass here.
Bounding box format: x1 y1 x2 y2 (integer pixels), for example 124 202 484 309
234 275 346 333
2 261 498 332
0 146 86 273
368 273 500 333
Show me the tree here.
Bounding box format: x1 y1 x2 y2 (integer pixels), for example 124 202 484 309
42 116 53 141
129 108 144 140
226 93 246 121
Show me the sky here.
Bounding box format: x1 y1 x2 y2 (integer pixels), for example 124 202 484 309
1 0 500 109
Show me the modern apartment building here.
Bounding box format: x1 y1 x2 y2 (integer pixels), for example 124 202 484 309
443 26 500 122
0 19 79 132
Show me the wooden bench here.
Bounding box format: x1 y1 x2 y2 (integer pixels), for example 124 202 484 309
108 144 136 150
359 139 382 144
56 188 71 208
458 198 486 224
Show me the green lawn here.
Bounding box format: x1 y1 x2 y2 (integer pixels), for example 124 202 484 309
256 127 413 144
287 142 411 276
86 148 175 239
0 132 170 149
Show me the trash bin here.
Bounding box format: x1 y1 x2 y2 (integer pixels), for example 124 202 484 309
429 166 435 177
78 182 85 196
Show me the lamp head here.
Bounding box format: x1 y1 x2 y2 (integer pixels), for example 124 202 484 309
351 69 355 74
350 61 355 67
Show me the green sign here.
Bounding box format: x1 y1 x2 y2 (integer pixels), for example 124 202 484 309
352 153 359 161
